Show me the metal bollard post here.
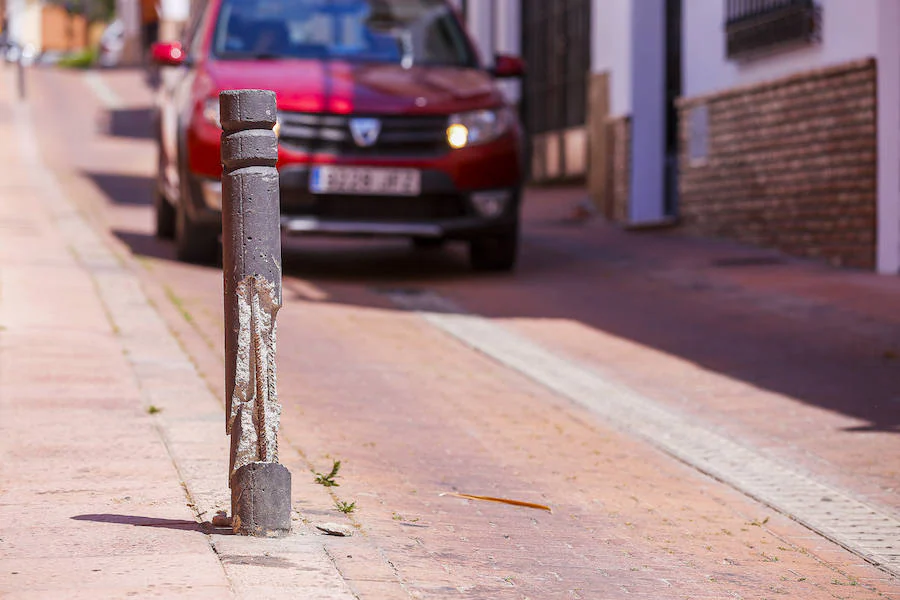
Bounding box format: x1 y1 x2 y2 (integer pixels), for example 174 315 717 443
17 58 25 100
220 89 291 537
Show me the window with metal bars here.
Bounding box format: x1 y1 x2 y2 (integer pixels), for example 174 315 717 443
725 0 821 59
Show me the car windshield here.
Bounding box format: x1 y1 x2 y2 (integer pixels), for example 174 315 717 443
211 0 476 67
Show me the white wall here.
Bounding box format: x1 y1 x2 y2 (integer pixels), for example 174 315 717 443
465 0 494 67
6 0 25 44
494 0 522 104
21 0 40 49
159 0 190 22
684 0 879 98
591 0 632 116
876 0 900 274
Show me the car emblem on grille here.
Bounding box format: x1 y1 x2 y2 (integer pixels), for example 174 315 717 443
349 118 382 147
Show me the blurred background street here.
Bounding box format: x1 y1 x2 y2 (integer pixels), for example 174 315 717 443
2 0 900 598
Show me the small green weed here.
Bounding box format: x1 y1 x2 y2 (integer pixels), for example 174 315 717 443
315 460 341 487
335 500 356 514
58 49 97 69
147 405 162 414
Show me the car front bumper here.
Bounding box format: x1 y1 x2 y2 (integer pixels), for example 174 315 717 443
197 166 519 240
279 214 515 240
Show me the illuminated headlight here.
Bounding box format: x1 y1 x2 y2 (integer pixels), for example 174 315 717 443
446 107 513 149
447 123 468 149
202 97 221 129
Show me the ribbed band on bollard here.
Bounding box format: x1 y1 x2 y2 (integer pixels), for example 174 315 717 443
220 89 291 537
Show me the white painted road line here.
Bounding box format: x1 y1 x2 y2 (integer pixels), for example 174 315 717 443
388 290 900 578
83 71 124 110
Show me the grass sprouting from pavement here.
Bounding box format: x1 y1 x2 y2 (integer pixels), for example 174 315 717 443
164 285 194 324
315 460 341 487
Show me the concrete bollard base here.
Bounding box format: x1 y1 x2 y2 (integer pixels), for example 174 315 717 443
231 462 292 537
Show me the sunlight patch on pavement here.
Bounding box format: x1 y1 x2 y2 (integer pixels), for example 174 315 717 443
83 71 124 110
387 289 900 578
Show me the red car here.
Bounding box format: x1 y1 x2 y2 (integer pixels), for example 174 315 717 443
151 0 525 271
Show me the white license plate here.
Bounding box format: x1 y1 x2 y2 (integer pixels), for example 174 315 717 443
310 166 421 196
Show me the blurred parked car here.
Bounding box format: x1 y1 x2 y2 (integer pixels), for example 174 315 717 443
4 41 37 65
151 0 526 271
98 19 125 67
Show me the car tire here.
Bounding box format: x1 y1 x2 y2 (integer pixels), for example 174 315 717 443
154 137 176 239
411 237 445 250
174 185 219 265
154 189 176 239
469 222 518 272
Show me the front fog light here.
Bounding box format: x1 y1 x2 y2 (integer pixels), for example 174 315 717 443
471 190 511 218
201 179 223 210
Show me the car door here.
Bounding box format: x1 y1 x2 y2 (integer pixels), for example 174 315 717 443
159 1 214 204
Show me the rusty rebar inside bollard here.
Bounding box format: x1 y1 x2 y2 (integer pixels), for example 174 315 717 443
220 89 291 537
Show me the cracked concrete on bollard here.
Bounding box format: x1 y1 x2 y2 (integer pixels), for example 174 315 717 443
220 89 291 537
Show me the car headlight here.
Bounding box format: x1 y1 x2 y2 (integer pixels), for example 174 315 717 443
447 107 513 149
202 97 221 129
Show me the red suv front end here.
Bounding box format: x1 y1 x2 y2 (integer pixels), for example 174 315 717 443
153 0 525 270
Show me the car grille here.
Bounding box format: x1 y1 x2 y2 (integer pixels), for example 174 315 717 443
280 192 467 221
278 112 451 157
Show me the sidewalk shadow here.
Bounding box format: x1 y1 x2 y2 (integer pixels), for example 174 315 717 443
72 513 231 534
85 172 154 206
72 514 203 531
99 107 154 140
113 229 176 262
281 239 474 284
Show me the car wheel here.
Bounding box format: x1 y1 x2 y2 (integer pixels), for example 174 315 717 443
469 222 518 272
174 183 219 265
411 237 445 250
154 137 176 239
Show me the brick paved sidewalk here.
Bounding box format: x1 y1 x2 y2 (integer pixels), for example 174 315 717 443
5 65 900 599
0 68 366 599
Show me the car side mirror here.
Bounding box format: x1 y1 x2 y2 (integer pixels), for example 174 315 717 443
492 54 525 78
151 41 186 66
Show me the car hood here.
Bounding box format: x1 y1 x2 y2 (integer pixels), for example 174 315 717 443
205 59 504 115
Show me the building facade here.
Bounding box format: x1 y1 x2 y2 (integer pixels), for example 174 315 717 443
460 0 900 274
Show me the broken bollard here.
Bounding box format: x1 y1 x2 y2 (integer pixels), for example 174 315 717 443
220 89 291 537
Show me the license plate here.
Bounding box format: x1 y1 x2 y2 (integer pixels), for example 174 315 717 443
310 166 421 196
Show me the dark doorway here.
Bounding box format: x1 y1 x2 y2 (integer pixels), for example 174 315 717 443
665 0 682 217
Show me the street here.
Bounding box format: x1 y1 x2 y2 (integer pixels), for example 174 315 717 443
3 64 900 598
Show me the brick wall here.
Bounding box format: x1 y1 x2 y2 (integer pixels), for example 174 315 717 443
606 115 631 223
677 59 877 269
